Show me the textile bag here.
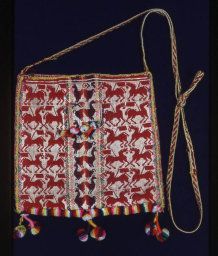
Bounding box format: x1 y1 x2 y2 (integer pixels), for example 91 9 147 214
14 8 204 241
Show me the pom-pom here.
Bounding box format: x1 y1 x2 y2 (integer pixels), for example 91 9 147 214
30 222 41 235
77 228 88 242
90 227 106 241
156 228 170 242
70 126 80 135
13 225 26 239
80 124 89 133
161 228 170 241
145 223 151 236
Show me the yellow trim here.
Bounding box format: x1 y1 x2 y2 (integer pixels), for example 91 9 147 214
19 71 150 80
149 73 165 210
14 75 24 214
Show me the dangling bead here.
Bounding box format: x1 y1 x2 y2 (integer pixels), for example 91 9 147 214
90 227 106 241
13 225 26 239
77 228 89 242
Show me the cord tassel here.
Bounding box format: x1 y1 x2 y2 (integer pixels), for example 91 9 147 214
88 219 106 241
22 214 41 236
13 215 27 239
77 214 106 242
145 213 170 242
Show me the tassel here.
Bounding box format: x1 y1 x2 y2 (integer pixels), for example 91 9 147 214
80 213 106 241
145 213 170 242
13 216 27 239
22 214 41 236
88 219 106 241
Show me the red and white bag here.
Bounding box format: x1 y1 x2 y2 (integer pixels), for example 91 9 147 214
14 8 204 241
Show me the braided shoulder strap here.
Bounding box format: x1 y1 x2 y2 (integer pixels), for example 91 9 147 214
19 8 204 233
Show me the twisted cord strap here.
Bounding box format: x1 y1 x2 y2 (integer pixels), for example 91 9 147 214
139 10 204 234
19 8 178 75
166 71 204 233
19 8 204 233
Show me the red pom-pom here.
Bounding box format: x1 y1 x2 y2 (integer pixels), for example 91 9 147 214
77 228 88 242
90 227 106 241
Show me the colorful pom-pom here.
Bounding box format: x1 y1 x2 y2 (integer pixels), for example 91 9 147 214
13 225 26 239
77 228 88 242
30 222 41 235
156 228 170 242
80 124 89 133
90 227 106 241
161 228 170 241
145 223 151 236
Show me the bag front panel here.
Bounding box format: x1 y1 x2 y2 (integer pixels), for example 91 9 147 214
15 72 164 217
100 75 164 211
15 76 69 214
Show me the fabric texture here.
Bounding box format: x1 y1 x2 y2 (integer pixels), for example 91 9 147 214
15 72 165 218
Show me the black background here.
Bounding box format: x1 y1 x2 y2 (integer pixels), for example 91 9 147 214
11 0 209 255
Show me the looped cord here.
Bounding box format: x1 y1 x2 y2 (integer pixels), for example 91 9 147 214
166 70 204 233
140 10 204 234
19 8 204 233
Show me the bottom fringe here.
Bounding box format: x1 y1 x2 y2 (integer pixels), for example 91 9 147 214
14 212 169 242
18 202 162 218
14 203 169 242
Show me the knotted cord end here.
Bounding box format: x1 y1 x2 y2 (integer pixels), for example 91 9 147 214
176 70 205 109
144 213 170 242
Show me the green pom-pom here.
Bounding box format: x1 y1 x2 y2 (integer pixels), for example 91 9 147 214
14 225 26 239
30 222 41 235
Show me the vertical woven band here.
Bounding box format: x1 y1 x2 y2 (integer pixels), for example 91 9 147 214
19 8 204 233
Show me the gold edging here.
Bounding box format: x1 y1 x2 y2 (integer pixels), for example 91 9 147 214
14 75 24 214
149 73 165 210
18 71 150 80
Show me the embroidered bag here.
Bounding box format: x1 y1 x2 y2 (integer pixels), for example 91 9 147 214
14 8 204 241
